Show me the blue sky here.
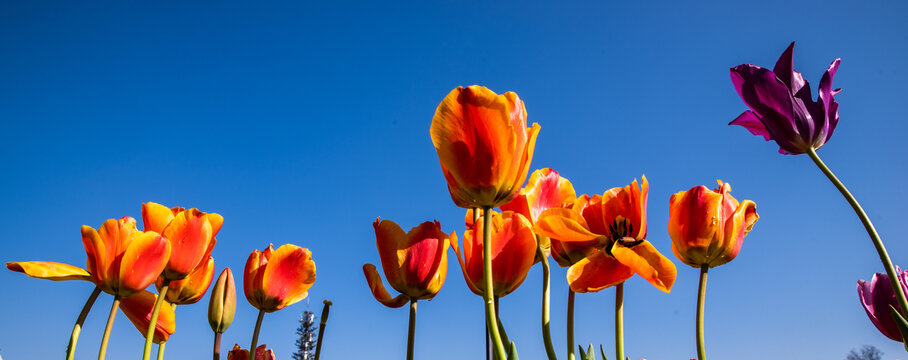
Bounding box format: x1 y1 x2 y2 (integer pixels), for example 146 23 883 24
2 1 907 359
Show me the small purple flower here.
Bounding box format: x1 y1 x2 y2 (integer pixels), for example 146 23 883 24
729 42 841 155
857 268 908 342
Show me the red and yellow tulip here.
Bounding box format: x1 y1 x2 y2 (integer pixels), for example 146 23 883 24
142 202 222 280
244 244 316 312
120 290 176 344
452 210 537 297
534 176 677 293
500 168 577 262
227 344 275 360
155 257 215 305
363 218 451 308
430 85 541 208
82 217 172 297
668 181 759 268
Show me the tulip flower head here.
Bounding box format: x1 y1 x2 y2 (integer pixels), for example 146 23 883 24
534 176 677 293
668 181 758 268
82 217 172 298
156 257 215 305
209 267 237 334
431 85 541 208
729 42 841 155
363 218 451 308
452 210 537 297
120 290 176 344
244 244 316 312
227 344 275 360
142 202 222 280
858 269 908 342
501 168 577 261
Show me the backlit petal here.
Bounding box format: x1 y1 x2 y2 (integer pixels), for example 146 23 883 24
566 251 634 293
142 202 176 234
611 240 676 293
162 209 213 279
6 261 91 281
260 244 316 312
373 218 407 290
118 231 171 297
362 264 409 308
120 290 176 344
534 208 600 243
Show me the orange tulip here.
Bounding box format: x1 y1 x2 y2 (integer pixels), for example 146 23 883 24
142 202 222 280
668 180 758 268
500 168 577 262
452 210 537 297
227 344 275 360
120 290 176 344
155 257 215 305
244 244 316 312
534 176 677 293
430 85 541 208
81 217 172 297
363 218 451 308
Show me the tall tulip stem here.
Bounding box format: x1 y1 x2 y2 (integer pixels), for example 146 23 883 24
249 309 265 360
157 342 166 360
67 286 102 360
475 207 491 360
315 299 332 360
213 332 222 360
806 148 908 320
494 297 511 348
567 289 575 360
482 206 508 359
696 265 709 360
143 280 171 360
97 296 120 360
615 283 624 360
538 244 558 360
407 299 417 360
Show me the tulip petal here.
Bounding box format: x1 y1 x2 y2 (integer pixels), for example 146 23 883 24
6 261 92 281
260 244 316 311
817 58 841 145
729 111 771 141
120 290 176 344
450 230 482 295
489 212 537 296
142 202 176 234
566 250 634 293
401 221 449 297
534 208 600 243
119 232 171 297
161 257 215 304
244 246 269 309
81 224 110 290
373 218 408 291
362 264 409 308
162 209 213 279
611 240 676 293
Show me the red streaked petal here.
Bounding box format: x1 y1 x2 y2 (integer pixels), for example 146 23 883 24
118 232 171 297
162 209 213 279
120 290 175 344
450 230 481 296
260 244 316 312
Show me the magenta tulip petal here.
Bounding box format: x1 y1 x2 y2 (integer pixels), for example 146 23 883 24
857 268 908 342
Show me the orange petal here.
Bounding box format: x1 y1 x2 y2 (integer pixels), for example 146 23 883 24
714 199 758 267
120 290 176 344
422 233 450 300
373 218 407 291
142 202 176 233
162 209 213 279
566 250 634 293
82 222 112 291
667 185 725 267
362 264 409 308
600 176 648 240
159 257 215 305
488 212 537 297
6 261 91 281
118 231 171 297
450 230 482 296
534 208 601 243
207 213 224 237
611 240 677 293
399 220 449 297
259 244 316 312
243 246 268 309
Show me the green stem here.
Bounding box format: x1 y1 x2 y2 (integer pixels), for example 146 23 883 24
615 283 624 360
97 296 120 360
538 244 558 360
314 300 332 360
696 265 708 360
249 309 265 360
407 299 417 360
567 289 575 360
157 342 166 360
806 148 908 320
482 206 508 359
494 297 511 348
67 287 102 360
478 206 490 360
213 332 222 360
143 281 170 360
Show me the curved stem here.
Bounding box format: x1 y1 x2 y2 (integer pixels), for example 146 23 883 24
567 289 575 360
696 265 709 360
615 283 624 360
213 332 222 360
97 296 120 360
538 244 558 360
249 309 265 360
494 297 511 348
482 206 508 359
157 342 166 360
143 281 170 360
806 148 908 319
67 287 102 360
407 299 417 360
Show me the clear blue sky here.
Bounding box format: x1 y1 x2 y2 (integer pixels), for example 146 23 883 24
2 1 907 359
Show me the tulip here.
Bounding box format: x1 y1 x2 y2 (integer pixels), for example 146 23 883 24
729 42 841 155
120 290 176 344
80 217 172 297
155 257 215 305
858 269 908 342
534 176 675 360
227 344 275 360
453 210 537 297
668 181 759 268
430 85 541 209
209 268 237 360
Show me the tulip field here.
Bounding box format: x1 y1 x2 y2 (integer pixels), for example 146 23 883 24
1 2 907 360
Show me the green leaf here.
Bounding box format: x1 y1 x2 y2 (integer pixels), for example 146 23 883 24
507 341 519 360
888 305 908 352
579 344 596 360
578 345 588 360
599 344 608 360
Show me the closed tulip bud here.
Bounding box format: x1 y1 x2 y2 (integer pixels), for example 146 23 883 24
208 267 236 333
668 181 758 268
227 344 275 360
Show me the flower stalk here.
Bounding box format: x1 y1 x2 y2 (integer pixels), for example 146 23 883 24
483 206 508 359
408 299 417 360
615 283 624 360
567 289 575 360
696 265 708 360
98 297 120 360
143 280 170 360
538 243 558 360
67 287 102 360
249 309 265 360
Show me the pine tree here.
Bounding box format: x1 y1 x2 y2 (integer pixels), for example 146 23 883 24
292 310 318 360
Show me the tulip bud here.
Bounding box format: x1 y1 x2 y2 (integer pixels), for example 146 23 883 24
208 268 236 333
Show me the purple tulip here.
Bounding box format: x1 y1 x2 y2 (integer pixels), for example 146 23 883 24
729 42 841 155
857 268 908 342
